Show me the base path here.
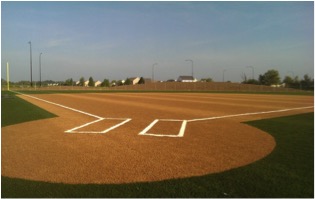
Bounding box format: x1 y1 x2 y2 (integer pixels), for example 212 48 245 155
2 92 313 184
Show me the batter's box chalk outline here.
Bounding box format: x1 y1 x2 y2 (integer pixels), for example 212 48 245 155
65 118 132 134
139 119 187 138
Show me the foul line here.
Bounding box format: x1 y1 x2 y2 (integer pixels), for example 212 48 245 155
187 106 314 122
11 90 102 119
11 91 131 134
138 106 313 138
10 91 313 138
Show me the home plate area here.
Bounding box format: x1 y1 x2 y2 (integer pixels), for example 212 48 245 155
139 119 187 137
65 118 132 134
65 117 188 137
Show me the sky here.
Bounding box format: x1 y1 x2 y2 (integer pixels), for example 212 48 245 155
1 1 314 82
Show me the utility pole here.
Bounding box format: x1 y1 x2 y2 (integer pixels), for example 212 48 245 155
28 41 33 87
152 63 158 82
247 66 254 79
223 69 226 82
185 59 194 77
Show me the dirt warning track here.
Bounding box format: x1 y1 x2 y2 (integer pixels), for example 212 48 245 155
2 92 313 184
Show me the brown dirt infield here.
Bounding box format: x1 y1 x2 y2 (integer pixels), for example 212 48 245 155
2 93 313 184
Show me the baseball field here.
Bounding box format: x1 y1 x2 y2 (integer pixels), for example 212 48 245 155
1 90 314 197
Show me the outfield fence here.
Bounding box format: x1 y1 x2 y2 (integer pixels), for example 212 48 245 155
4 82 306 93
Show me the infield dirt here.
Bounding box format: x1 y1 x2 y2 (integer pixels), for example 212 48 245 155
2 93 313 184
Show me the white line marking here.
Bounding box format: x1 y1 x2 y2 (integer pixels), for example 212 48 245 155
139 120 187 137
138 133 182 138
101 118 131 133
139 119 159 135
11 91 313 138
67 131 105 134
178 120 187 137
11 91 132 134
159 119 185 122
65 118 104 133
139 106 313 138
187 106 314 122
11 91 102 119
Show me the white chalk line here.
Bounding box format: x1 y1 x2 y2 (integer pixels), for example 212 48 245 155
65 118 105 133
101 118 132 134
139 119 159 135
139 119 187 138
11 91 102 119
11 91 313 138
11 91 132 134
187 106 314 122
65 118 132 134
138 106 313 138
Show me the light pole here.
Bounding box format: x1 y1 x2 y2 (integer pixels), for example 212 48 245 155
28 41 33 87
152 63 158 82
185 59 194 77
247 66 254 79
39 52 42 87
223 69 226 82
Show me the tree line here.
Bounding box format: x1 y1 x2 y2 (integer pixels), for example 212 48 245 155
2 69 313 91
63 77 146 87
241 69 313 90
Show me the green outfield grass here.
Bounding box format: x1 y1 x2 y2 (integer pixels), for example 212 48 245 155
1 91 314 197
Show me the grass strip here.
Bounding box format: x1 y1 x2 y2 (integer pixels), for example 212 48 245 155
1 91 313 197
1 91 56 127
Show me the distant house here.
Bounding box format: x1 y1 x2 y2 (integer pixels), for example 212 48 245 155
129 77 140 85
84 80 89 87
75 81 80 86
94 81 102 87
177 76 197 82
271 83 285 88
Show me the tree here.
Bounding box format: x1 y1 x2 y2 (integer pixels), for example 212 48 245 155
259 70 280 86
289 76 301 89
125 78 132 85
138 77 145 84
201 77 213 82
242 72 259 84
117 80 124 86
301 74 313 90
111 80 117 87
79 77 85 86
88 77 94 87
65 78 73 86
283 76 294 88
101 79 110 87
258 74 265 85
241 72 247 83
245 79 260 85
